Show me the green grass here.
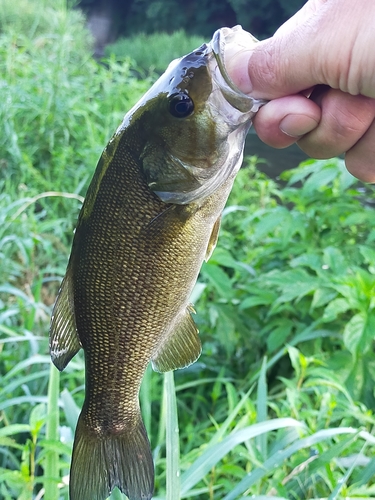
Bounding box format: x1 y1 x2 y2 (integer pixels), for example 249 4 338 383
2 1 375 499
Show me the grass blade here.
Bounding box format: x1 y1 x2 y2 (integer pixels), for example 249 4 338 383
222 427 372 500
43 363 60 500
164 371 180 500
208 385 254 447
61 388 80 431
256 356 268 459
180 417 304 495
354 455 375 487
140 364 152 439
328 442 369 500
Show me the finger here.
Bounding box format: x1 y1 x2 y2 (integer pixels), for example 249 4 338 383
252 95 320 148
273 0 327 36
345 119 375 182
230 0 375 99
296 90 375 158
225 0 327 97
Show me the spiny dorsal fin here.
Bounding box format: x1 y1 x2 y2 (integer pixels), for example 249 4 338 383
49 266 81 371
205 216 221 262
151 305 201 373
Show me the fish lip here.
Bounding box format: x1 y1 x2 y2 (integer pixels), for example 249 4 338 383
209 25 267 114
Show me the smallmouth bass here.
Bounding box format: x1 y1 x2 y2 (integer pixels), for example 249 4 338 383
50 25 265 500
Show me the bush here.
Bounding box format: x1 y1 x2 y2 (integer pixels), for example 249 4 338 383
105 30 206 73
197 158 375 406
0 0 153 205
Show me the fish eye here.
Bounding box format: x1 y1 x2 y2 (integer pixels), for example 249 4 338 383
168 93 194 118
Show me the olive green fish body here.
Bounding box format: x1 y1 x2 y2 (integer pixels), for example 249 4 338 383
50 26 265 500
73 127 233 423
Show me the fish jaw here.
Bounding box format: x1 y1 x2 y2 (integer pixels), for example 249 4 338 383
209 25 267 115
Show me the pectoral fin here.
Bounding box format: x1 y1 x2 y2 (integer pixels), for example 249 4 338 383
49 267 82 371
151 305 201 372
205 216 221 261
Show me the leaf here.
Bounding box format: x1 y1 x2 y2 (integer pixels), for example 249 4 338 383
359 245 375 265
180 418 305 495
189 282 206 304
275 279 318 303
344 311 375 356
302 164 338 194
0 396 48 412
240 290 277 310
201 262 233 300
311 287 337 309
338 165 357 191
252 206 291 241
290 253 322 272
354 455 375 486
342 212 373 227
0 424 30 438
322 247 347 275
343 313 366 355
61 388 80 432
29 403 47 438
286 346 303 380
322 298 351 322
209 247 254 274
266 322 293 352
284 161 317 185
214 305 238 356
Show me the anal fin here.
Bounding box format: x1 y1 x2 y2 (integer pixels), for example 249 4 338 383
151 305 201 373
49 266 81 371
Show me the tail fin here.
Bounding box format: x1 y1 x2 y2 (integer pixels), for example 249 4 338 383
69 413 154 500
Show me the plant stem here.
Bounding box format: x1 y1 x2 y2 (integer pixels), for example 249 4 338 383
44 363 60 500
164 371 180 500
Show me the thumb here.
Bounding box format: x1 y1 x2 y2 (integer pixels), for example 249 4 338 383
225 16 326 100
226 0 371 100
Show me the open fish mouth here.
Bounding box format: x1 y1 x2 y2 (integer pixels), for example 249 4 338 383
208 25 267 115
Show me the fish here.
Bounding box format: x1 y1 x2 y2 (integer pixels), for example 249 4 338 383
49 25 265 500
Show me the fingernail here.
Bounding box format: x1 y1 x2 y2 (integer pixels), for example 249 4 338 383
279 114 319 138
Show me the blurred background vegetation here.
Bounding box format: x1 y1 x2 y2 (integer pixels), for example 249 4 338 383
77 0 305 56
1 1 375 500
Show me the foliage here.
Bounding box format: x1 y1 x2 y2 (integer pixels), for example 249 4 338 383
0 0 153 212
105 30 206 74
80 0 306 39
2 1 375 499
197 158 375 408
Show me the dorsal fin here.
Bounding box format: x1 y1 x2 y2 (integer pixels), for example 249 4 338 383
151 305 201 373
49 266 82 371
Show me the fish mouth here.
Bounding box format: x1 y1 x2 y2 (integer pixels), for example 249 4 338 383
208 25 267 115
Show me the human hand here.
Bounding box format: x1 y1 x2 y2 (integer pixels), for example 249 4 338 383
226 0 375 182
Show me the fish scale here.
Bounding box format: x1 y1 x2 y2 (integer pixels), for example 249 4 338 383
49 25 266 500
